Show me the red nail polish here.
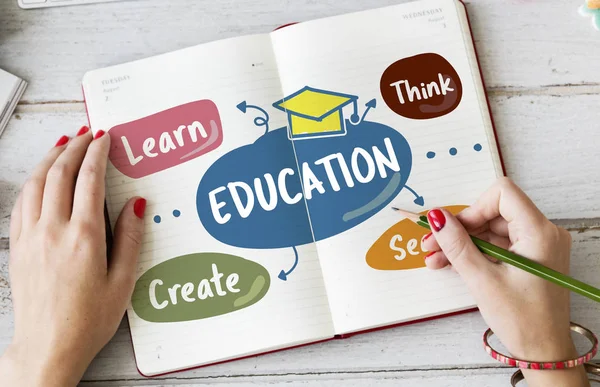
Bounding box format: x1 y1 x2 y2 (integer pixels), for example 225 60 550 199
424 251 436 260
77 126 90 136
427 209 446 232
55 135 69 147
133 198 147 219
422 232 433 242
94 130 106 140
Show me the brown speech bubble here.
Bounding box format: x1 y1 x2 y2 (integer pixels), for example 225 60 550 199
380 53 463 120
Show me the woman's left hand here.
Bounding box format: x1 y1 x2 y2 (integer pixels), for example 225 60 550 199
0 127 146 387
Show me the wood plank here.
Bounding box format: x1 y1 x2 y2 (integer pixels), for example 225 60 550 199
2 93 600 242
78 369 514 386
0 0 599 103
1 229 599 382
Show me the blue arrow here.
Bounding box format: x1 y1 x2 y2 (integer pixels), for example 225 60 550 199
357 98 377 123
404 184 425 206
278 246 299 281
237 101 270 136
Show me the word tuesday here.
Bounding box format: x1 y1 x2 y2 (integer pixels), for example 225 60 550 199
208 137 401 225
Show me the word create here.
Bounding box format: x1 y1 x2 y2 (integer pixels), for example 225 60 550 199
121 121 209 166
389 233 426 261
148 263 240 310
389 73 454 104
208 137 401 224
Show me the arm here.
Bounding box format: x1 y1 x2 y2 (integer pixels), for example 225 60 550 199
0 127 146 386
423 177 590 387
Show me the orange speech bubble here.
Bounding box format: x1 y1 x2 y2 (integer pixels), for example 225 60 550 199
366 205 467 270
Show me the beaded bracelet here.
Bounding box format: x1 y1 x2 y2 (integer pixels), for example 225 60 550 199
483 322 598 370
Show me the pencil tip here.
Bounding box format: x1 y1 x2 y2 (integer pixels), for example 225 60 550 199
390 207 422 222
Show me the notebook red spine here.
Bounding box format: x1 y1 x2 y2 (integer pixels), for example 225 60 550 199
80 2 506 377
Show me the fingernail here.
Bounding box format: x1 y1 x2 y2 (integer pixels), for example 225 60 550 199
424 251 436 260
93 130 106 140
77 126 90 136
133 198 147 219
427 209 446 232
55 135 69 147
422 232 433 242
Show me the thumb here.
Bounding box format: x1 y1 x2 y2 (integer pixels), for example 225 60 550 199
108 197 146 292
427 208 492 281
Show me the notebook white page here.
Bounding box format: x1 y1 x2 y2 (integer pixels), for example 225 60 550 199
270 0 503 334
82 34 335 376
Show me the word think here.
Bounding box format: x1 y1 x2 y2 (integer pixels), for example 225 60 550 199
389 73 454 104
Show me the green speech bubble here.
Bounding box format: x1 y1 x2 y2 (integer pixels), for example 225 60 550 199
132 253 270 323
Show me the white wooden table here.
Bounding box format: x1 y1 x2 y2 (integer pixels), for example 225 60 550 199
1 0 599 385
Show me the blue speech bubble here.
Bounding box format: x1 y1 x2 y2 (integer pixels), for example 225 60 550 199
196 119 412 249
197 127 313 249
293 119 411 241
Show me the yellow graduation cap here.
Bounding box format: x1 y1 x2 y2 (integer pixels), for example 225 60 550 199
273 86 358 140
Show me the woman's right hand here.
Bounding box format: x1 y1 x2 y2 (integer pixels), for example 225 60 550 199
422 177 589 387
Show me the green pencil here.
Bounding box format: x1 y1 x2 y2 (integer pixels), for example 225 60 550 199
391 207 600 304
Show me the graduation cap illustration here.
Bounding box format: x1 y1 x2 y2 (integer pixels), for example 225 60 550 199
273 86 360 140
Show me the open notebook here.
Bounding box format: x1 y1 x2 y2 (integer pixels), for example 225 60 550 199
82 0 504 376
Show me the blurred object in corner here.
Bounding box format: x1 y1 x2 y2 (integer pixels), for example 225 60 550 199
0 68 27 138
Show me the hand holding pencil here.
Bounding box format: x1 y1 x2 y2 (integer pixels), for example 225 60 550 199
406 178 590 386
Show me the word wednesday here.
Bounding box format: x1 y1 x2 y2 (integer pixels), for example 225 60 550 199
208 137 401 224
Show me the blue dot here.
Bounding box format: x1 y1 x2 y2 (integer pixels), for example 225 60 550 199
474 143 482 152
426 151 436 159
153 215 161 224
449 147 458 156
173 209 181 217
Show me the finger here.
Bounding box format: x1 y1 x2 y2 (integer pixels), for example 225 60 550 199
21 135 70 229
457 177 547 232
424 227 509 264
424 251 451 270
9 192 23 246
109 197 146 294
475 230 511 251
427 208 497 281
426 249 498 269
421 232 440 253
489 217 509 237
422 217 509 252
72 130 110 223
41 126 93 221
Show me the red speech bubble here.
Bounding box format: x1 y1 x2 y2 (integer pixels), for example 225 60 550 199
380 53 463 120
107 100 223 179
